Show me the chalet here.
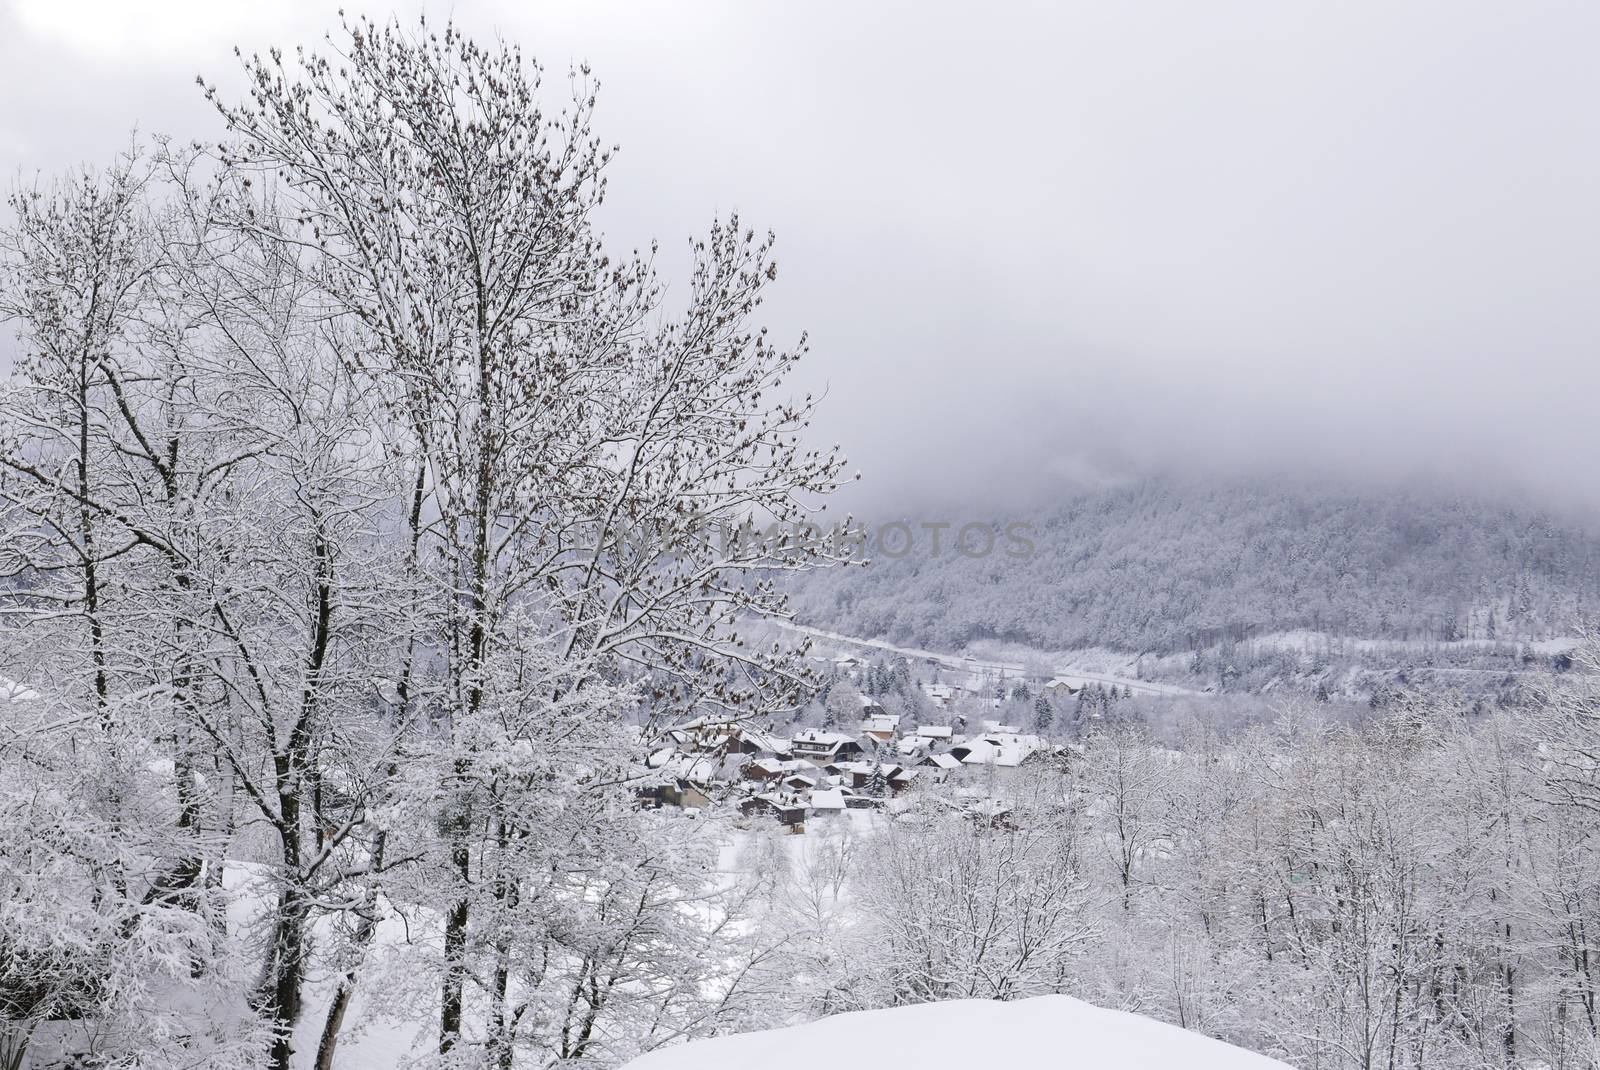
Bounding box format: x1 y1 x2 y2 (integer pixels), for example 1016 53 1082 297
837 760 918 795
921 683 955 708
739 792 809 829
895 734 931 758
667 716 787 758
743 757 787 783
933 791 1018 830
915 725 953 742
919 752 963 779
948 732 1046 768
1043 678 1081 697
791 729 866 762
963 796 1016 830
860 712 901 742
637 775 713 810
809 786 847 816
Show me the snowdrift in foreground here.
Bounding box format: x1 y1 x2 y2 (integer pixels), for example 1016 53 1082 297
622 995 1291 1070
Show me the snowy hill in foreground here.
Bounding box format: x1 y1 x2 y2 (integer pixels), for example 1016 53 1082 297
622 996 1290 1070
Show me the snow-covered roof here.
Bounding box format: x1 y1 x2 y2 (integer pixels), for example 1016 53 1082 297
745 791 808 814
809 787 846 811
950 733 1045 767
667 716 783 754
792 729 859 749
0 675 40 703
860 713 900 734
915 725 953 739
651 750 742 784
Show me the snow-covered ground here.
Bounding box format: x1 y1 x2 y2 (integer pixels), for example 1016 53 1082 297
771 620 1198 697
620 995 1290 1070
1251 628 1580 657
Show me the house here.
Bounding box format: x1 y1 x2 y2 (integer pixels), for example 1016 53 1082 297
638 775 713 810
739 792 809 829
1043 678 1081 697
962 796 1016 830
667 716 787 758
645 746 752 798
933 791 1018 829
895 734 931 758
919 752 963 780
640 738 752 806
921 683 955 708
791 729 866 762
838 760 918 795
915 725 953 742
809 786 847 816
948 733 1046 768
742 757 787 783
860 712 901 742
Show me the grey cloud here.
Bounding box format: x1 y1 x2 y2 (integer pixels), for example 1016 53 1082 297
4 0 1596 514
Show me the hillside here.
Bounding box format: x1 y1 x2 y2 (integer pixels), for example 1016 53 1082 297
788 477 1600 655
622 996 1291 1070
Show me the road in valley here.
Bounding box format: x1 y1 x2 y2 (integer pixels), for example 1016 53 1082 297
771 620 1202 698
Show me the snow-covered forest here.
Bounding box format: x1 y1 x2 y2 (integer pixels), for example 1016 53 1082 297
788 477 1600 654
5 12 1600 1070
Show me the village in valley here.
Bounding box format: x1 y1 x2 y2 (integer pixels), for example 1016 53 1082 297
637 647 1130 832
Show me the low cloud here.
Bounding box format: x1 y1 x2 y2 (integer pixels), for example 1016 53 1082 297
4 0 1595 515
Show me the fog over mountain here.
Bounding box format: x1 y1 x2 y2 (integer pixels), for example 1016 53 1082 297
3 0 1598 513
789 474 1600 656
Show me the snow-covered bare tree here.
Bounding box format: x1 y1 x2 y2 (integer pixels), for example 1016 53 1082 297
859 771 1095 1006
192 16 848 1065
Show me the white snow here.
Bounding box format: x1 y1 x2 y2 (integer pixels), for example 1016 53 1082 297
620 995 1290 1070
771 620 1198 697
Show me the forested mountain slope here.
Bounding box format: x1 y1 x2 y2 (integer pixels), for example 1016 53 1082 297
789 478 1600 654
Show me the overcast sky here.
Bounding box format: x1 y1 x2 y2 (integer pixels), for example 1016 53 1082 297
3 0 1597 514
